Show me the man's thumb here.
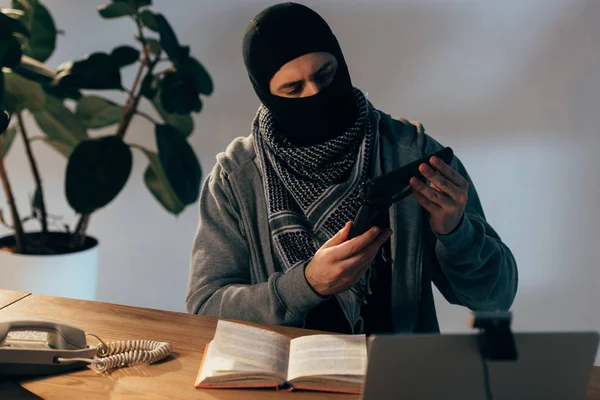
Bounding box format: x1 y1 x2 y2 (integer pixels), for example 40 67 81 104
323 221 352 248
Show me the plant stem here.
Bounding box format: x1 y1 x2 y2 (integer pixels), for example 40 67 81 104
0 139 25 253
116 44 151 139
154 67 171 76
17 112 48 234
135 110 159 124
72 213 90 247
134 14 146 47
71 25 159 243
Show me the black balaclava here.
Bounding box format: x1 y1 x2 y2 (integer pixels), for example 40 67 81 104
242 2 358 147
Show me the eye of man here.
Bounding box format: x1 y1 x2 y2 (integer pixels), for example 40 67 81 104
285 82 304 96
283 64 336 96
313 65 334 84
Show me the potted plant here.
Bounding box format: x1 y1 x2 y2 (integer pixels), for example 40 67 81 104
0 0 212 300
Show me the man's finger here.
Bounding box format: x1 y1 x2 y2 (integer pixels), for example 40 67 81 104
342 229 393 270
411 187 440 213
333 225 382 259
323 221 352 248
364 228 393 256
419 163 464 202
430 156 469 189
410 177 453 207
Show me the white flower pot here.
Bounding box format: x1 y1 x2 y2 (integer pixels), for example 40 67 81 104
0 232 99 301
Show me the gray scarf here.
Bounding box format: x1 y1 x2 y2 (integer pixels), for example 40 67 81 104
253 88 375 332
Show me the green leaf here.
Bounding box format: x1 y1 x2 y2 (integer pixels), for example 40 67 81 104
156 13 186 64
112 0 151 8
97 2 135 19
1 125 17 157
0 8 25 19
11 54 55 84
0 36 23 68
175 45 189 64
135 36 160 56
32 95 87 153
145 38 161 56
43 85 81 101
151 91 193 137
65 135 133 214
2 70 46 113
159 70 202 115
54 52 122 90
75 95 122 129
110 45 139 68
139 10 159 32
140 70 156 99
135 146 184 215
155 124 201 205
144 71 194 135
0 11 30 37
12 0 57 62
0 112 8 133
35 136 73 158
32 184 42 210
180 56 213 96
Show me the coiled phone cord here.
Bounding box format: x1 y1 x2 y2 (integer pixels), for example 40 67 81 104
56 334 172 373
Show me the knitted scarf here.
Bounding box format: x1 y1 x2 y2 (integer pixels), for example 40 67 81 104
253 88 375 332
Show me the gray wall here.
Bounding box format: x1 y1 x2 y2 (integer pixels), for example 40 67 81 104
1 0 598 364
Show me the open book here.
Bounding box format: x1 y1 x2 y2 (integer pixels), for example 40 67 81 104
195 320 367 394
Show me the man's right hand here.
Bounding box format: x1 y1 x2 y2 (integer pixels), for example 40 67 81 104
305 221 393 296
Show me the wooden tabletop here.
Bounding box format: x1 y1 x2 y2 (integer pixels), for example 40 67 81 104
591 371 600 400
0 293 354 400
0 291 598 400
0 290 30 310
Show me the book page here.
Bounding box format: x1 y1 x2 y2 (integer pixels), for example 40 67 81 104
207 320 290 378
287 334 367 381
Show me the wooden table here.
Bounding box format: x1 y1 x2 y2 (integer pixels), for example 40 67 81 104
0 291 598 399
0 293 354 399
591 372 600 400
0 290 30 310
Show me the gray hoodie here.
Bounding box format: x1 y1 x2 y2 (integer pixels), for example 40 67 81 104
186 110 518 333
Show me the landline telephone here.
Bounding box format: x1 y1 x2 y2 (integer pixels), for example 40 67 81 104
0 316 172 377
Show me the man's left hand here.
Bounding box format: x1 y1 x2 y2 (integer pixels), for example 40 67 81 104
410 156 469 235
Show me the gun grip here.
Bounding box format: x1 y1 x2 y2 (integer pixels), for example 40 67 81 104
348 203 388 240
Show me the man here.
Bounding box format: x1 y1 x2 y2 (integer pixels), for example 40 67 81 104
186 2 518 335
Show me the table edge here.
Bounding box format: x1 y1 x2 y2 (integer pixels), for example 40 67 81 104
0 291 32 311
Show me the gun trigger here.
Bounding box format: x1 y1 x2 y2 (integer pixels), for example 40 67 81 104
381 247 389 263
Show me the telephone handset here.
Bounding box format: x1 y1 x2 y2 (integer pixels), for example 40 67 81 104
0 316 172 377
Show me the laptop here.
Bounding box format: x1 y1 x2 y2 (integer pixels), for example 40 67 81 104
362 332 599 400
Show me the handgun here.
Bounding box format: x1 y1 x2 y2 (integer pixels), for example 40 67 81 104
348 147 454 239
